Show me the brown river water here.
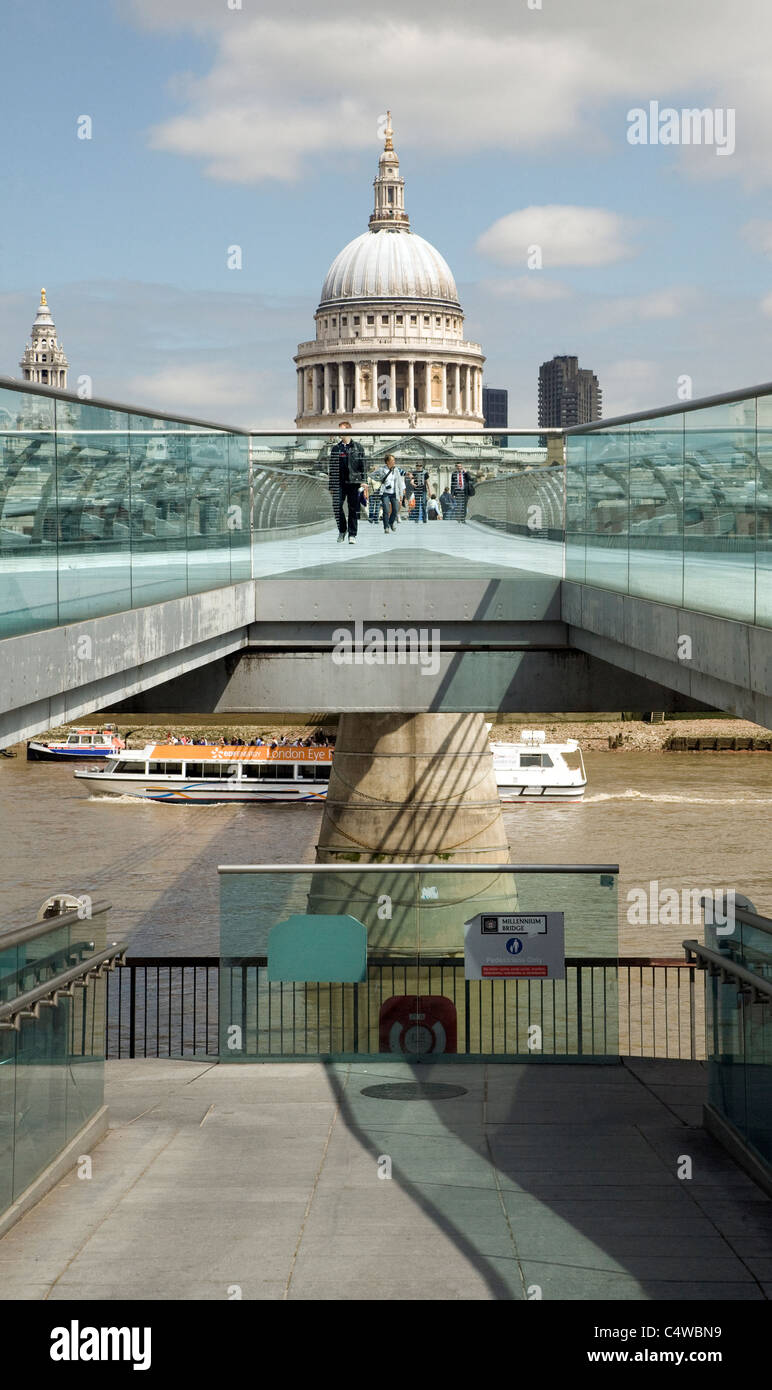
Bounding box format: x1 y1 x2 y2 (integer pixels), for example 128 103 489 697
1 750 770 957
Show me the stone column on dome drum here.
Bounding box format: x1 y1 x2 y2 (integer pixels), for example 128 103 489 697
408 360 415 414
296 369 303 419
389 360 397 412
322 364 330 415
337 363 344 416
455 363 461 418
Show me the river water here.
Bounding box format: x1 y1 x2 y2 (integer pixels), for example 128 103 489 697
2 750 770 957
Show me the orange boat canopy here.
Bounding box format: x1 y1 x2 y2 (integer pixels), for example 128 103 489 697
148 744 333 764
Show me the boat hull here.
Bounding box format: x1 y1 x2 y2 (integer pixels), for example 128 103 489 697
27 743 117 761
497 783 586 803
74 774 327 803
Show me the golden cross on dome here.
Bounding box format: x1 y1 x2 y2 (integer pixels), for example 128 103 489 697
384 111 394 152
40 288 47 304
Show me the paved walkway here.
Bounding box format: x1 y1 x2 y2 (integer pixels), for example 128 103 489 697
251 517 563 580
1 1059 770 1301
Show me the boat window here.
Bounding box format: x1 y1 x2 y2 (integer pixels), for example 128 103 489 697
316 766 331 781
184 763 204 778
540 754 554 768
112 761 131 774
147 762 164 774
520 754 541 768
67 734 81 744
242 763 263 778
164 762 183 776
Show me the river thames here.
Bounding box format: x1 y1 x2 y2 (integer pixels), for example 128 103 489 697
2 747 770 956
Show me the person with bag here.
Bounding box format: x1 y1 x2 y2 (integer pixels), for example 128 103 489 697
328 421 367 545
380 455 399 533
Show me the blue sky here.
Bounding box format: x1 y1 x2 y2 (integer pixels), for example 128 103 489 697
1 0 771 426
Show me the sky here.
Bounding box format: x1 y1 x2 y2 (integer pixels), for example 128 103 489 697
1 0 771 428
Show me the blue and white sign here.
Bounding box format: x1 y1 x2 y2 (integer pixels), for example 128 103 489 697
463 912 565 980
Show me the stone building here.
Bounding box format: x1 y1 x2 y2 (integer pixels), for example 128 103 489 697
294 115 485 430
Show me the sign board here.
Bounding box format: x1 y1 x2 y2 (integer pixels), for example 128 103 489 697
463 912 565 980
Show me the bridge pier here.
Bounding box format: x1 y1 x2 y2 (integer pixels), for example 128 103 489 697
311 712 516 956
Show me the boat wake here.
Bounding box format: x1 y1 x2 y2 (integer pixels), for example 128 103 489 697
583 789 772 806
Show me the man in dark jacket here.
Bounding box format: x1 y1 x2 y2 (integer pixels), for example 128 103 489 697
329 422 367 544
439 486 453 519
450 467 474 524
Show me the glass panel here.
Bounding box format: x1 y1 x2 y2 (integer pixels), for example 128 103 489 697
754 392 772 626
0 385 58 637
187 431 231 594
228 434 251 583
628 416 684 604
564 433 586 582
129 416 189 606
585 428 629 591
55 399 131 623
219 867 618 1061
0 909 107 1221
683 401 756 620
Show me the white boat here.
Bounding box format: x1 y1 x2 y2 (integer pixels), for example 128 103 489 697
74 741 332 803
490 729 587 803
27 724 125 762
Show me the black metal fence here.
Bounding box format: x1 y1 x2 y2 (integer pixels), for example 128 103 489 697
105 956 705 1061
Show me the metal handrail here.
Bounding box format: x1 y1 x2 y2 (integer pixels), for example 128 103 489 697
682 940 772 1003
0 900 111 951
731 904 772 938
217 863 619 874
0 942 127 1030
0 377 562 438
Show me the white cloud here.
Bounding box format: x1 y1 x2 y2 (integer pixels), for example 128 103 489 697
125 0 772 188
125 366 256 413
476 207 637 268
760 293 772 317
588 287 700 329
478 276 572 302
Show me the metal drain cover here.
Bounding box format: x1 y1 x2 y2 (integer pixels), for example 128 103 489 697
360 1082 468 1101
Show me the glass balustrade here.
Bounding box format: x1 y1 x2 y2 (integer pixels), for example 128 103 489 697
0 906 108 1222
566 389 771 626
218 864 619 1062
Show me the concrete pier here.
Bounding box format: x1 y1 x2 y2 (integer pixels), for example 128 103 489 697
311 713 515 957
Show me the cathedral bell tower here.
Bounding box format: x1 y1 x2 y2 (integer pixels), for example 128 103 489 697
20 288 69 389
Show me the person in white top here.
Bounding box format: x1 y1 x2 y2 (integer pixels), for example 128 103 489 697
381 455 399 533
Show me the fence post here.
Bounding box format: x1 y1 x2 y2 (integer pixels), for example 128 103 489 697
576 967 583 1056
128 965 136 1060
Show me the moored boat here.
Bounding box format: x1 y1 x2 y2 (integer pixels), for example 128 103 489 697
74 742 332 802
27 724 125 762
490 729 587 803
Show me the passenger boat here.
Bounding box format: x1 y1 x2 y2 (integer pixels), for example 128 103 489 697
27 724 125 762
490 729 587 803
73 742 332 802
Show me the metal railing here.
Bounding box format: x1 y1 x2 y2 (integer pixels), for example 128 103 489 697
105 955 704 1061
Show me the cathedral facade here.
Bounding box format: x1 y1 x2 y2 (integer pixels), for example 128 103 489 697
294 116 485 430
